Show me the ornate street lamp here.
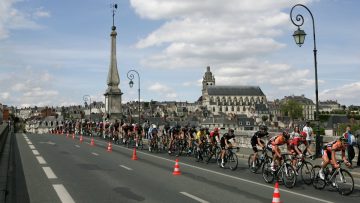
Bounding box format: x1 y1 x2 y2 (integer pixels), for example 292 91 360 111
127 70 141 125
290 4 321 157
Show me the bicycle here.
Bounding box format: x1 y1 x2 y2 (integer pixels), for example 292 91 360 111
206 143 221 164
312 160 354 196
290 155 314 185
262 154 297 188
217 147 239 170
248 149 272 173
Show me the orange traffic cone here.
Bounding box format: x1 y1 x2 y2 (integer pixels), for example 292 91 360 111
173 159 181 175
132 148 138 160
107 142 112 152
72 133 75 139
272 182 281 203
79 135 83 143
90 138 95 146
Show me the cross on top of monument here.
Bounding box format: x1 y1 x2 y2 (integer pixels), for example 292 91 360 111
111 3 118 30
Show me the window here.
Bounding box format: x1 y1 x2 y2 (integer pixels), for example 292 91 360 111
225 106 228 111
246 121 250 126
213 107 215 112
231 106 234 111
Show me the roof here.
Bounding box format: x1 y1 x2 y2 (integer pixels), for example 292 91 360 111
207 86 265 96
282 95 314 105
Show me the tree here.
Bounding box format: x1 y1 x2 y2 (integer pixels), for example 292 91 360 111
262 115 268 122
280 100 303 121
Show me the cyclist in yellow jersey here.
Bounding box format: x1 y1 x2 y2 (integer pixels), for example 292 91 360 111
195 128 206 161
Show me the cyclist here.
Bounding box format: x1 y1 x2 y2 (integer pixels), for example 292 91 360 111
195 127 207 161
288 131 309 170
250 125 269 168
168 125 181 154
220 129 235 168
148 124 158 152
319 136 352 180
269 131 290 171
187 125 197 154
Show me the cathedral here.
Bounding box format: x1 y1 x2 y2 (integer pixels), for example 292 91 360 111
201 66 269 118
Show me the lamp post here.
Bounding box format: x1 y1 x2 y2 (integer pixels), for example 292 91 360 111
83 95 91 122
290 4 321 157
127 70 141 125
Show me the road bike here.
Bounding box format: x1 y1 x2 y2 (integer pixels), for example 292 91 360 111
312 160 354 196
262 154 297 188
217 147 239 170
248 149 272 173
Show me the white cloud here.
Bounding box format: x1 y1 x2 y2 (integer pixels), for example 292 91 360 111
33 7 51 18
148 82 177 99
0 0 48 39
0 68 61 106
320 82 360 106
0 92 10 99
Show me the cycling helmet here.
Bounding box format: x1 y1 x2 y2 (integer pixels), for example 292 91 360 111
260 125 268 131
200 127 205 131
214 127 219 132
339 136 348 143
228 129 234 133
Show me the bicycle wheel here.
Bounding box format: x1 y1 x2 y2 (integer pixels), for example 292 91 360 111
262 159 274 183
300 161 314 185
248 154 259 173
228 152 238 170
336 169 354 196
312 165 326 190
281 163 297 188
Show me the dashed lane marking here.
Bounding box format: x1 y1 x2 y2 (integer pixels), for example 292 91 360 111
91 152 99 156
53 184 75 203
119 165 133 171
29 145 35 149
75 145 80 148
36 156 47 164
32 150 40 155
27 141 33 145
42 167 57 179
180 192 209 203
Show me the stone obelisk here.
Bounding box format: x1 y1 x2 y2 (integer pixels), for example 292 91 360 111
104 4 122 121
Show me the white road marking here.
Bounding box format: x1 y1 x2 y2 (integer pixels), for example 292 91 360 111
91 152 99 156
75 145 80 148
32 150 40 155
53 184 75 203
119 165 133 171
42 167 57 179
99 140 334 203
180 192 209 203
36 156 47 164
27 141 33 145
29 145 35 149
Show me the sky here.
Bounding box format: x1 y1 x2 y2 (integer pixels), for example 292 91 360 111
0 0 359 108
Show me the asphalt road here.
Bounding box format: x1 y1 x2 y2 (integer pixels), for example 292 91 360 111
16 133 360 203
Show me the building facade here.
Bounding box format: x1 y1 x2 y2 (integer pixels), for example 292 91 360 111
281 95 315 121
201 66 269 119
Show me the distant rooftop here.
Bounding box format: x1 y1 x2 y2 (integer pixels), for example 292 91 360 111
207 86 265 96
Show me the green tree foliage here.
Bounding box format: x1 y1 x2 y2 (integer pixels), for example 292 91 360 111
336 123 360 136
280 100 303 120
